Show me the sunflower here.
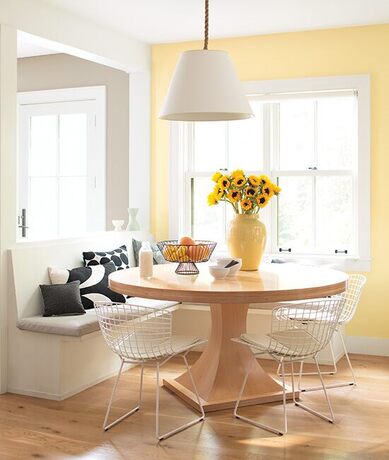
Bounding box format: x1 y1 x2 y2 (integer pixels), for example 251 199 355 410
262 184 274 198
213 184 224 199
212 171 223 183
232 175 246 188
207 192 219 206
218 175 231 189
246 187 257 197
248 175 261 187
259 174 271 186
272 183 282 195
241 199 252 211
231 169 245 179
227 190 241 202
256 194 269 208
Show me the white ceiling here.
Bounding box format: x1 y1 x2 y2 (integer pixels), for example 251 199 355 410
41 0 389 44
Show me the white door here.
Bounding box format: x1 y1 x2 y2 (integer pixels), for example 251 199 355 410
18 87 106 240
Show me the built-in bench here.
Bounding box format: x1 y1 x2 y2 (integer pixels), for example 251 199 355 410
7 232 345 400
8 231 179 400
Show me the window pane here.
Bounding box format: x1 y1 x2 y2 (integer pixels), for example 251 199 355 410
191 177 226 243
279 100 315 170
30 115 57 177
228 101 263 171
193 122 226 171
317 97 356 170
59 113 88 176
59 177 87 235
29 177 58 239
277 176 314 251
316 176 353 252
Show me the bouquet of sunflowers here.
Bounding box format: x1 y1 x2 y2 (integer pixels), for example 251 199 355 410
207 169 281 214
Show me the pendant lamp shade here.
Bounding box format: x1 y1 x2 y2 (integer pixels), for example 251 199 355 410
159 50 253 121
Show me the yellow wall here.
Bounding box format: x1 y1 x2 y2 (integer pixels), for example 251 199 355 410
151 24 389 339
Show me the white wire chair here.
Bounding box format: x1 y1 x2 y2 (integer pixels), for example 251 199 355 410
232 296 345 436
278 275 367 392
95 301 206 441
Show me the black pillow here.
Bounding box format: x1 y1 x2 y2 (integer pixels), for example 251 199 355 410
83 245 129 270
132 239 167 266
49 261 126 309
40 281 85 317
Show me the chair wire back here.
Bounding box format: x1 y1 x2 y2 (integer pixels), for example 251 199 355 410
270 297 344 359
339 274 366 324
95 302 174 362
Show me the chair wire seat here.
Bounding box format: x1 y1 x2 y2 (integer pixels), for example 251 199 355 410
95 301 206 441
232 296 346 436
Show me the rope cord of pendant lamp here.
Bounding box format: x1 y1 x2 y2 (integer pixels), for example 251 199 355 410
203 0 209 50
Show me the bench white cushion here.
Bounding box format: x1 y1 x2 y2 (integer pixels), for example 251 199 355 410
17 298 180 337
17 309 100 337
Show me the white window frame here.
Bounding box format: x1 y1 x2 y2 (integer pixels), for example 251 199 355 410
17 86 106 240
169 75 371 271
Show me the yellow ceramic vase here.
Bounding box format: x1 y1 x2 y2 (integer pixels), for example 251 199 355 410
227 214 266 271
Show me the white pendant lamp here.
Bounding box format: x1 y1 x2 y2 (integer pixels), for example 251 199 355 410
159 0 253 122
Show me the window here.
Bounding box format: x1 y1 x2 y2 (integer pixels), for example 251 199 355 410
18 87 106 240
170 76 370 271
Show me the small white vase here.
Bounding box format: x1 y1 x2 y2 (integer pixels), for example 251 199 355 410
112 219 124 231
126 208 141 231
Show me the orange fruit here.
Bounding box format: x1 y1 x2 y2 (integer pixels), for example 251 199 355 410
188 244 199 261
179 236 196 245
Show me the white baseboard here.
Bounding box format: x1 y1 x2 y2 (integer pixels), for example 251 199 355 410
346 336 389 357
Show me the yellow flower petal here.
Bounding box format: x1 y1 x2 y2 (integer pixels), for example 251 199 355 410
212 172 223 183
256 194 269 208
218 175 231 189
232 175 246 188
231 169 245 179
207 192 218 206
248 175 260 187
240 199 252 211
213 184 224 198
227 190 241 202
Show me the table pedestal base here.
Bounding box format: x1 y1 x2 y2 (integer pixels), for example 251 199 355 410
163 303 299 413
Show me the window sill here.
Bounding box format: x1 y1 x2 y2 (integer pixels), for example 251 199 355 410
212 249 371 272
13 230 148 248
265 254 371 272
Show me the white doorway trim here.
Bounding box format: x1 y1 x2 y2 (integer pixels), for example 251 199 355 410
17 86 106 240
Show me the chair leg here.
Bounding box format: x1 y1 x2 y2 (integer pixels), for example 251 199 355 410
301 331 356 392
340 331 357 386
234 356 286 436
294 356 335 423
156 355 205 442
103 360 144 431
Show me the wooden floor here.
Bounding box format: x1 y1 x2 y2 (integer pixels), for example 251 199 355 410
1 353 389 460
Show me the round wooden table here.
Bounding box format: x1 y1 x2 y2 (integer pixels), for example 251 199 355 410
109 263 348 413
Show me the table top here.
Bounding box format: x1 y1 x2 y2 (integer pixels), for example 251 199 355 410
109 263 348 305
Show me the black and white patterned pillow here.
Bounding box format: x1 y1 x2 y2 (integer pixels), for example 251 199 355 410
83 245 129 270
48 261 125 309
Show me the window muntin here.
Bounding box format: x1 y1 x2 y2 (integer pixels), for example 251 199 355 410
173 80 368 263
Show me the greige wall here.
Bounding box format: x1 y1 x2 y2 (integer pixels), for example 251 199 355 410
17 53 129 229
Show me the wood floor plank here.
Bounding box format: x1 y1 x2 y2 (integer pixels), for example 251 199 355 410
0 353 388 459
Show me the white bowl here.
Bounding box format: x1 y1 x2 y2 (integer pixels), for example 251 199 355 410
208 265 230 279
226 258 242 276
214 257 242 276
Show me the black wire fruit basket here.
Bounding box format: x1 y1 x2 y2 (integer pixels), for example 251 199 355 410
157 240 217 275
